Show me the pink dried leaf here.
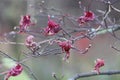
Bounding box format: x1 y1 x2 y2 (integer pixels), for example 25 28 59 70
94 58 104 74
18 15 35 33
4 64 23 80
25 35 37 51
78 11 95 25
57 41 72 61
84 11 95 21
44 16 61 36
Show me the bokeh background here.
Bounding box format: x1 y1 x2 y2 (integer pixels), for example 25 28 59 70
0 0 120 80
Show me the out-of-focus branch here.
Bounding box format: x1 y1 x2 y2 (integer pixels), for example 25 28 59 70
27 0 35 16
27 0 36 24
68 70 120 80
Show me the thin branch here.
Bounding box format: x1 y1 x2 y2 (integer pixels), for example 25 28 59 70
111 45 120 52
23 64 38 80
0 51 17 62
0 42 24 45
68 70 120 80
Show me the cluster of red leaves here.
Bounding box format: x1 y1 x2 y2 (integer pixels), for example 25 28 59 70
78 11 95 25
14 9 103 79
4 64 23 80
44 16 61 36
56 41 72 61
18 15 35 33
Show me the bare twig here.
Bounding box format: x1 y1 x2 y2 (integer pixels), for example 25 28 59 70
111 45 120 52
68 70 120 80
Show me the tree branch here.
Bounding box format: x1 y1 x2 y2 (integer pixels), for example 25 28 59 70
68 70 120 80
